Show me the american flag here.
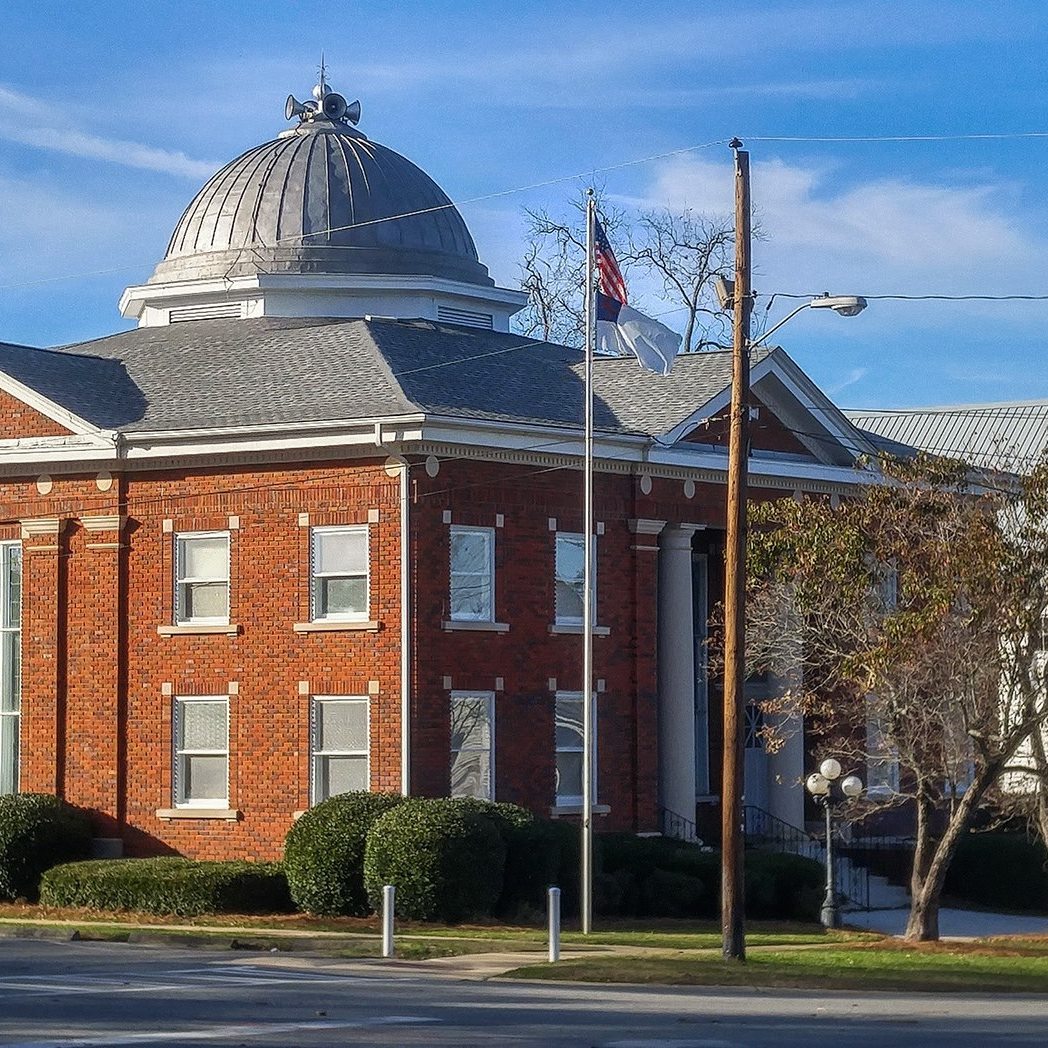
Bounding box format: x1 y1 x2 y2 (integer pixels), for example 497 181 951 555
594 217 628 305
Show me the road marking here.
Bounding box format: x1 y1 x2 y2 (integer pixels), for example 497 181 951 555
1 1015 440 1046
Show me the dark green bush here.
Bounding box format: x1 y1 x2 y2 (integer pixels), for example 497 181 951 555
944 834 1048 911
587 833 822 921
455 800 563 918
283 791 403 916
0 793 92 901
364 798 507 922
39 857 292 916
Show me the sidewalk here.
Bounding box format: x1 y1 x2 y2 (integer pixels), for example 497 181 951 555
847 907 1048 938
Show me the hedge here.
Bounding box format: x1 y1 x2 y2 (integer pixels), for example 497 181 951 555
40 858 293 916
364 798 507 922
283 791 403 916
944 834 1048 911
593 833 822 921
0 793 93 902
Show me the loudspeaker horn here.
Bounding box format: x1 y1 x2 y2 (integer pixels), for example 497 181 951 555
285 94 317 122
344 99 361 125
321 92 348 121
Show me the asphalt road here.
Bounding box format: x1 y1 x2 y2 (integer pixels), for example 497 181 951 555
1 939 1047 1047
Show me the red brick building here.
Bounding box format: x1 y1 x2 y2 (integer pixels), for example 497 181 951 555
0 81 877 860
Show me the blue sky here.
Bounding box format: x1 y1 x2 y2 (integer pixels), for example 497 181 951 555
2 0 1048 408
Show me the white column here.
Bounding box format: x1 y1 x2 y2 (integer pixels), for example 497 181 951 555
657 525 699 827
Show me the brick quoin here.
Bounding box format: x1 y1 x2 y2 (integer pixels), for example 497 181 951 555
4 447 801 861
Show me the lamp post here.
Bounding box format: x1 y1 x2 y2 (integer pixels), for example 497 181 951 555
805 758 864 929
719 139 868 962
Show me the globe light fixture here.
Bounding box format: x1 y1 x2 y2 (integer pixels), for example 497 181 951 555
805 759 864 929
819 757 843 781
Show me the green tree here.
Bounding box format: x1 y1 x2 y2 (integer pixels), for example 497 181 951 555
746 454 1048 941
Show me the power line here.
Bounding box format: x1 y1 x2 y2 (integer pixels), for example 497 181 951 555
748 132 1048 144
774 292 1048 303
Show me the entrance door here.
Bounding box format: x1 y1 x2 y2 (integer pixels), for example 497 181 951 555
743 701 769 811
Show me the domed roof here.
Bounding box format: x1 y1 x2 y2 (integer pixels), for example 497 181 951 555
149 89 492 288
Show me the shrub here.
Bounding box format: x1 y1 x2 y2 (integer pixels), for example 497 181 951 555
454 800 562 918
364 798 507 922
283 791 403 916
0 793 92 901
945 834 1048 911
586 834 823 921
40 858 292 916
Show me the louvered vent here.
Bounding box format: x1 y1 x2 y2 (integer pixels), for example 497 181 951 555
168 302 244 324
437 306 494 329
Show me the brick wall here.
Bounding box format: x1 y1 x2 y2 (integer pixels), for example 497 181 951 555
0 390 73 438
5 449 798 860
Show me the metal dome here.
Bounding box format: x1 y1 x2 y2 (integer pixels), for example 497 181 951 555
149 114 492 288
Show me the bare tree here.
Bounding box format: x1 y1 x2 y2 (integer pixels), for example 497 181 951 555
516 187 734 352
745 453 1048 941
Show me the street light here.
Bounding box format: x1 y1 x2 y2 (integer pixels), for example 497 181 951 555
719 139 869 961
805 758 865 929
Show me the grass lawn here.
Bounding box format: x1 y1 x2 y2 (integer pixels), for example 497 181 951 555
0 904 866 950
505 941 1048 993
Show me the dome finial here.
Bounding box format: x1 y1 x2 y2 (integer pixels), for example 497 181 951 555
283 57 361 128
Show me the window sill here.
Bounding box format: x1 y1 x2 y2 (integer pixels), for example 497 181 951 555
157 624 241 637
293 620 381 633
155 808 240 821
550 804 611 817
441 620 510 633
548 624 611 636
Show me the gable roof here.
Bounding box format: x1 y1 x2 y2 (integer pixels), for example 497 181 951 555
0 317 871 471
845 400 1048 473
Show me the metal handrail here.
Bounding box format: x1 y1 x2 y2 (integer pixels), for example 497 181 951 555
659 806 700 843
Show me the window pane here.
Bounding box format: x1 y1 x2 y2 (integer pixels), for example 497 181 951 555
183 581 228 620
555 697 583 749
451 750 491 799
180 535 228 579
451 531 489 574
450 577 492 620
555 580 584 622
451 697 490 751
180 701 227 751
318 576 367 618
318 755 368 800
0 633 19 714
182 754 227 802
0 715 17 795
5 547 20 629
556 752 583 801
315 529 367 575
316 700 368 753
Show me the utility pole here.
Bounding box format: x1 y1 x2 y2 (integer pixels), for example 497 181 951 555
721 139 751 962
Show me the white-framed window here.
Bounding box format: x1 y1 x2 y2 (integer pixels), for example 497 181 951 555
311 696 370 802
555 533 596 625
449 525 495 622
173 696 229 808
311 526 369 621
450 691 494 800
865 701 900 795
0 543 21 796
175 532 230 625
555 691 596 807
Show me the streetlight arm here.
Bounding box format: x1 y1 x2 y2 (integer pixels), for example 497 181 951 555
749 302 811 349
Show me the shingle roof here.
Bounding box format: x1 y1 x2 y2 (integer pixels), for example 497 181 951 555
0 316 768 438
845 402 1048 472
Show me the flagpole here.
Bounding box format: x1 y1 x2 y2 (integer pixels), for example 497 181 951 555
581 189 595 936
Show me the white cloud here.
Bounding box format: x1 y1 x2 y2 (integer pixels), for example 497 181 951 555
640 154 1038 304
0 84 218 179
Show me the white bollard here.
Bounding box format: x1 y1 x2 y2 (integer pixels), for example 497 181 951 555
382 884 395 958
547 886 561 963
